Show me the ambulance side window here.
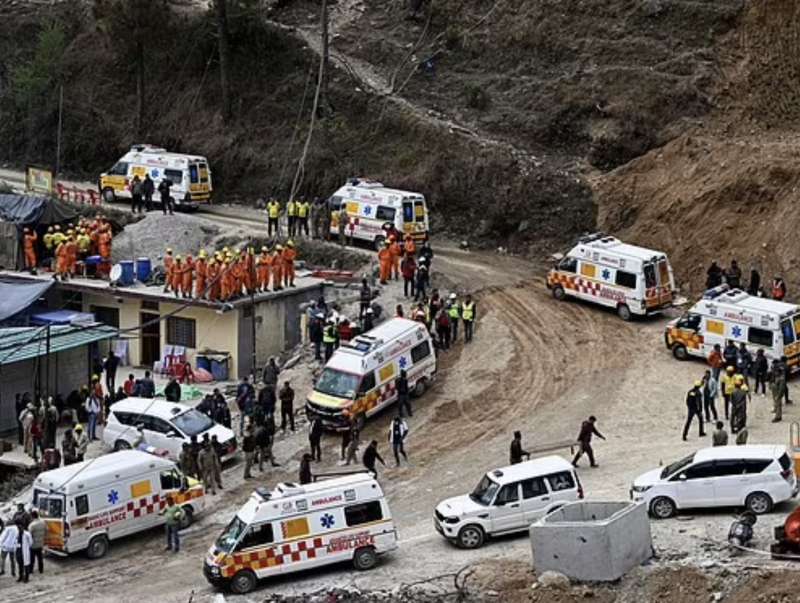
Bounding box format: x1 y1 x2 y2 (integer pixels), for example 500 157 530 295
236 522 274 550
782 320 794 345
358 372 376 394
75 494 89 516
344 501 383 527
411 341 431 363
164 169 183 185
748 327 773 348
108 162 128 176
376 206 396 222
644 264 657 288
558 257 577 273
160 470 182 490
678 314 701 331
615 270 637 289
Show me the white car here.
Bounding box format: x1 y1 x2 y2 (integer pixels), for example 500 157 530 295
631 445 797 519
434 456 583 549
103 397 237 462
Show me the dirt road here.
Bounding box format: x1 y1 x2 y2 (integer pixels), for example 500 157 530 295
4 243 800 602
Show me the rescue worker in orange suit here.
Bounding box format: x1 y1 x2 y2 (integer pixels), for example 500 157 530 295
220 259 232 301
163 248 174 292
54 237 69 281
257 247 272 292
195 251 208 299
23 228 38 273
66 233 78 276
98 226 112 261
272 245 284 291
181 255 194 299
378 241 392 285
283 240 297 288
171 256 183 297
773 277 787 301
403 233 416 257
244 248 256 294
230 254 243 299
207 259 220 302
388 236 401 280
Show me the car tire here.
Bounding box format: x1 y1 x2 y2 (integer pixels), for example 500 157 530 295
179 506 194 530
650 496 677 519
352 546 378 571
114 440 132 451
374 236 385 251
617 304 632 321
87 534 109 559
457 524 485 549
672 344 688 361
230 569 257 594
412 379 427 397
552 285 566 301
101 187 116 203
745 492 773 515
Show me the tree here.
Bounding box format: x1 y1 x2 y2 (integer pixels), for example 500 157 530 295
214 0 232 123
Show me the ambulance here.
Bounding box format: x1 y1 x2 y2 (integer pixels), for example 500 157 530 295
98 144 213 208
204 473 398 594
665 285 800 369
32 450 206 559
328 178 429 249
305 318 437 430
547 233 678 320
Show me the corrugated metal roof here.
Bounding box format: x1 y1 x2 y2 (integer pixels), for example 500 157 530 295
0 324 118 366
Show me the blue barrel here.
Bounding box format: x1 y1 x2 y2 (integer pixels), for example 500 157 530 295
119 260 135 285
196 355 211 373
136 257 152 282
210 358 229 381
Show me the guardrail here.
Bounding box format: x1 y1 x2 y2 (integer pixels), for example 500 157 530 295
56 182 100 205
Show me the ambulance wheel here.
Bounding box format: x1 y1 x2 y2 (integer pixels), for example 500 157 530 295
412 378 427 397
230 569 257 594
87 534 109 559
374 236 385 251
672 344 688 361
457 525 485 549
114 439 132 451
353 546 378 570
101 187 116 203
179 506 194 529
552 285 566 301
617 304 632 321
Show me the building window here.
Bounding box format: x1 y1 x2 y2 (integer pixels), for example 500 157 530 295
90 305 120 328
166 316 196 348
142 301 159 311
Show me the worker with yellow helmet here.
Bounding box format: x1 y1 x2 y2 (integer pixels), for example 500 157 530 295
283 240 297 288
271 244 284 291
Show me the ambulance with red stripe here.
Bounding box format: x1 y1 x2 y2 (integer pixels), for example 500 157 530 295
547 233 678 320
305 318 437 430
204 473 398 594
32 450 206 559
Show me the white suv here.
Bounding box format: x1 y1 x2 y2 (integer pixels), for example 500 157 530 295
103 397 237 462
434 456 583 549
631 445 797 519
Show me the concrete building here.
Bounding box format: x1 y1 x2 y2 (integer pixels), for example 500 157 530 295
0 270 325 379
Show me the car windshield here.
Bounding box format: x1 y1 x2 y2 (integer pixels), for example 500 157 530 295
469 474 500 506
315 368 360 399
661 453 694 479
216 516 246 552
171 408 214 437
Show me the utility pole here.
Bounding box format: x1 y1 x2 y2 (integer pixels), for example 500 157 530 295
135 20 145 138
215 0 232 123
55 84 63 177
320 0 329 115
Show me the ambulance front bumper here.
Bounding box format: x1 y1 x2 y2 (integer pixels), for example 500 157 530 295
305 400 350 430
203 561 227 587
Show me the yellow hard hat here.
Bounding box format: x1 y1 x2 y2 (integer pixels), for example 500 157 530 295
726 366 734 373
92 374 99 381
199 249 207 257
694 380 702 387
176 255 182 260
74 424 83 432
384 241 390 246
223 247 229 253
734 375 744 384
741 385 749 392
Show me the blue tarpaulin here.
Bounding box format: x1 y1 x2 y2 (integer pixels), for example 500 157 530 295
0 279 54 322
0 194 78 225
30 310 95 325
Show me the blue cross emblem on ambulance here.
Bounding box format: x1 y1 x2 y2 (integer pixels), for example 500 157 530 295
321 513 335 529
601 269 611 281
731 325 743 339
151 168 160 178
398 356 408 369
107 489 119 505
363 205 372 216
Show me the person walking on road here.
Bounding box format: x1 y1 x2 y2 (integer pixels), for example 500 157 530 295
572 416 606 468
279 382 295 433
161 496 184 553
256 416 279 471
462 294 476 343
682 380 706 441
770 358 786 423
345 427 360 466
712 421 729 446
509 431 530 465
15 523 32 583
308 416 323 461
396 370 412 417
362 440 386 478
388 416 409 466
0 519 18 577
262 357 280 390
701 370 718 422
197 440 217 495
359 278 372 321
708 343 724 380
753 348 768 395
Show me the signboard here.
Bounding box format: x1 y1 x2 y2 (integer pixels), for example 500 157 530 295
26 166 54 195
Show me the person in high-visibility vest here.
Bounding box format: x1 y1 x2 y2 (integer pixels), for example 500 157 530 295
772 277 787 301
286 199 297 237
267 198 281 237
43 226 54 261
462 294 476 343
377 241 392 284
447 293 461 342
283 240 297 288
23 227 38 273
297 199 310 237
272 245 284 292
323 319 338 362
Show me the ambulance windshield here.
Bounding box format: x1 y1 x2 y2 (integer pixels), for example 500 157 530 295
315 368 359 399
470 474 500 506
216 516 246 553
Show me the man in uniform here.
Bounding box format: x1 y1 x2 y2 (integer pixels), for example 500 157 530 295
447 293 461 341
194 250 208 299
338 205 348 246
730 378 748 434
359 278 371 321
286 198 297 237
207 258 220 301
171 256 184 298
279 381 295 433
179 442 197 478
271 244 284 291
23 228 38 273
267 198 280 237
181 254 194 299
197 439 217 495
257 246 271 292
282 240 297 288
378 241 392 284
323 319 337 361
682 380 706 440
770 358 786 423
462 294 476 343
297 198 310 237
163 248 174 292
388 236 402 280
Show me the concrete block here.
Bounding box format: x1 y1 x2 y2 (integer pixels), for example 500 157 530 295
530 501 652 582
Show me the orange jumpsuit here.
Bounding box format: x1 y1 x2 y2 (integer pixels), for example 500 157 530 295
181 257 194 297
389 240 401 280
66 239 78 275
282 247 297 287
221 262 234 301
257 253 272 291
171 260 183 294
378 247 392 283
271 252 284 291
23 231 37 270
207 262 220 301
98 230 112 260
195 258 207 299
404 234 416 256
55 242 69 277
244 252 256 294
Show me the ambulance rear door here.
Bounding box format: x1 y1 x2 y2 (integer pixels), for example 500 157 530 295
34 489 68 553
783 314 800 371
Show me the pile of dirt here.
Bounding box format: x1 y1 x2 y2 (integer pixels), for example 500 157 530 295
110 213 221 263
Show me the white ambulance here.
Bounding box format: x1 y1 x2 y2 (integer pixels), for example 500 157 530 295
666 285 800 369
204 473 398 594
328 178 429 249
547 233 678 320
306 318 437 430
32 450 206 559
99 144 213 208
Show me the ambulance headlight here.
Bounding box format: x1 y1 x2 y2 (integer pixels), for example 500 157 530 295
209 565 221 575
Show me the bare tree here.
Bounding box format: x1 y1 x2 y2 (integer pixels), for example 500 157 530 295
214 0 233 123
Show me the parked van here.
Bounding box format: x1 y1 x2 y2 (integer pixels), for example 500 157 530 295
328 178 429 249
666 285 800 370
33 450 206 558
99 144 212 208
305 318 436 430
631 445 797 519
434 456 583 549
103 397 237 462
547 233 678 320
204 473 397 594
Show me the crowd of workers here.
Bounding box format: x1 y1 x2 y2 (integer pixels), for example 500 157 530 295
706 260 787 300
0 504 45 582
20 215 113 280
